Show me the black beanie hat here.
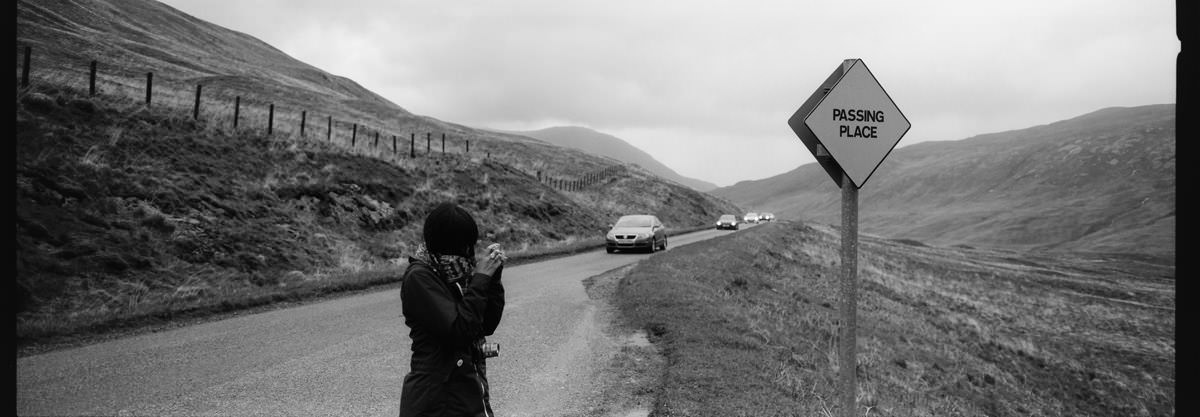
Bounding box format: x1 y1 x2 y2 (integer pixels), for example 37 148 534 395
423 202 479 257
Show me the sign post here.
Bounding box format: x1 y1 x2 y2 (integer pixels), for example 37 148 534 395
787 59 909 417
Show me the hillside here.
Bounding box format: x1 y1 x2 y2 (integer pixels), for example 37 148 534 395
513 126 719 192
606 220 1173 415
15 0 740 344
712 104 1175 257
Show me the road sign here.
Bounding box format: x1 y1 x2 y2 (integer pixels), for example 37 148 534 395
786 58 911 417
788 59 910 188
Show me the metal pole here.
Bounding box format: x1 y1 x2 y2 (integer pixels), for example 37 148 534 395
426 133 431 153
89 60 97 96
300 111 306 137
374 131 379 149
327 116 332 141
441 133 445 153
268 104 274 135
393 135 397 154
839 171 859 417
410 133 415 158
234 96 240 128
352 123 357 148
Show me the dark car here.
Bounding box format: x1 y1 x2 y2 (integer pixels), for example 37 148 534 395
605 214 667 253
715 214 739 230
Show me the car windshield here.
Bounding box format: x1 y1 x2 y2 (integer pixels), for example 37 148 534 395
615 216 653 228
720 215 735 221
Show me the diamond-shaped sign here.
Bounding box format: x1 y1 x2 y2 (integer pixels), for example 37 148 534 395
788 59 910 188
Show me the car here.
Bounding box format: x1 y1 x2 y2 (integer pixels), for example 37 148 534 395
743 212 759 224
605 214 667 253
760 212 775 222
715 214 739 230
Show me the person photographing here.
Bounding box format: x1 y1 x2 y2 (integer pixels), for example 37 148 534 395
400 202 506 416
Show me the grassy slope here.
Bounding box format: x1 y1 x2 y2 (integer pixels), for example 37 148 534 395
711 105 1175 257
616 221 1174 416
14 82 737 348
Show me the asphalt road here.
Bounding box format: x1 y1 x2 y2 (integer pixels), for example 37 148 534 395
17 224 758 416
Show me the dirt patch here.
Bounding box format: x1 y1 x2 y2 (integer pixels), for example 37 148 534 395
580 264 664 417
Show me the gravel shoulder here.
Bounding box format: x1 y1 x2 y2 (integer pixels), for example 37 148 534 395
575 263 665 417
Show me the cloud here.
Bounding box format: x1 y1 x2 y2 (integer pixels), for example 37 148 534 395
160 0 1177 186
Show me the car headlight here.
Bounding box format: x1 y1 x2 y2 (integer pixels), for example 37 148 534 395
637 232 650 239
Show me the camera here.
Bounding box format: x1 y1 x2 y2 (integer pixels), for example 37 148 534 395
480 342 500 358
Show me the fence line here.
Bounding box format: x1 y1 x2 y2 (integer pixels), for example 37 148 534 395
16 45 631 192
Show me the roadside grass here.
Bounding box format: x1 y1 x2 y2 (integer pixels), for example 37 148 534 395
615 221 1174 416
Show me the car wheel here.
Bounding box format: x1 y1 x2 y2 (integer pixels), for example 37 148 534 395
606 247 614 254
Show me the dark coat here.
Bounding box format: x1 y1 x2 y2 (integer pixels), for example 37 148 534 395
399 258 505 417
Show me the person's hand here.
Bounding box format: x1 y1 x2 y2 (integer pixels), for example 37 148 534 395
485 243 508 263
475 255 502 277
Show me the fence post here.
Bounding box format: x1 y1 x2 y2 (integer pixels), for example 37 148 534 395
89 60 97 96
393 135 397 154
441 133 445 153
410 133 415 158
374 131 379 149
327 116 333 141
352 123 357 148
145 72 153 105
300 110 306 137
268 104 274 135
426 133 431 153
21 46 31 87
466 140 470 153
193 84 202 120
234 96 240 128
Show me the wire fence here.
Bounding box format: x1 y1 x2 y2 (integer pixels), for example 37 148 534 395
16 45 630 192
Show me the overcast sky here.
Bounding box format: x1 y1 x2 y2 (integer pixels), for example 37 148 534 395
159 0 1177 187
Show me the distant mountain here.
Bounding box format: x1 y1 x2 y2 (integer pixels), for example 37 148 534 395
712 104 1175 257
513 126 719 192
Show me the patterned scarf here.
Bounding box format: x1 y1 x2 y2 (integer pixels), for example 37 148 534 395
414 243 477 286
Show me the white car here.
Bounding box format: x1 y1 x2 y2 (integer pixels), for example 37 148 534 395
743 212 759 224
